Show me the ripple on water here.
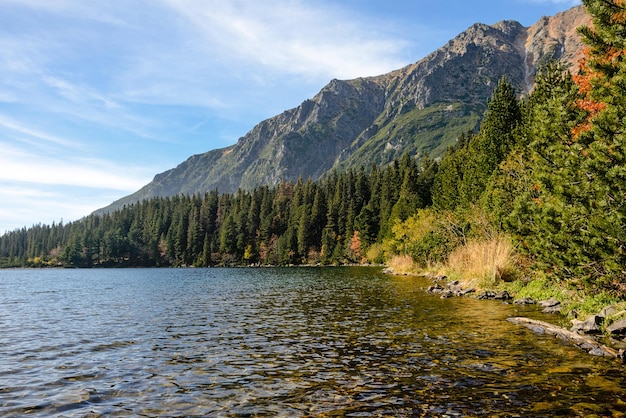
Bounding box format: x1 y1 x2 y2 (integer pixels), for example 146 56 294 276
1 267 625 416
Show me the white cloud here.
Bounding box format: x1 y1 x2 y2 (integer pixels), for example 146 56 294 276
527 0 582 5
0 183 121 232
0 155 150 191
0 115 83 149
0 132 155 232
0 139 151 190
160 0 409 81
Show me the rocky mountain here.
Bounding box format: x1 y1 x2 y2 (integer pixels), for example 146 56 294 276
98 6 589 214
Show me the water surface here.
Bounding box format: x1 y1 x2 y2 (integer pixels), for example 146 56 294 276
0 267 624 416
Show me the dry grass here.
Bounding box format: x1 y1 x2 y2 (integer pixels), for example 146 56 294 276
445 234 516 290
386 254 420 275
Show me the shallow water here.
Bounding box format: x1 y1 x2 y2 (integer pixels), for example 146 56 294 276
0 267 624 416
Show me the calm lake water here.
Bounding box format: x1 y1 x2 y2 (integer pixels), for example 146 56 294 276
0 267 624 417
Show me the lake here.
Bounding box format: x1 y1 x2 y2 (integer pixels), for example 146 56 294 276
0 267 624 416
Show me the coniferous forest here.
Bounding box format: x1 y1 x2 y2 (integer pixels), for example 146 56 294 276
2 0 626 301
0 155 437 269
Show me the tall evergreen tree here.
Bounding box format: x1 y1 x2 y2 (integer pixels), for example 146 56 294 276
565 0 626 292
432 131 473 211
459 78 522 206
485 60 584 234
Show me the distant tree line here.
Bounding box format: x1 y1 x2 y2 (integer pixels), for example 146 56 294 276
0 154 437 268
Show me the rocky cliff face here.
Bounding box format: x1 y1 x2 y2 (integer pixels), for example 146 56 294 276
98 6 589 214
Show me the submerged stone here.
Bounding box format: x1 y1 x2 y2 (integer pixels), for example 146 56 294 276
427 284 444 293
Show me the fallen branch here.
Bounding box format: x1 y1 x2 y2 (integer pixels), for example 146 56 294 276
507 317 624 362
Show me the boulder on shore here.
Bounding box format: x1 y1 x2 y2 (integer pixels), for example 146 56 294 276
538 298 560 308
514 297 536 305
494 291 512 300
477 291 496 300
599 305 618 317
539 298 562 314
427 281 474 298
607 318 626 337
570 314 604 335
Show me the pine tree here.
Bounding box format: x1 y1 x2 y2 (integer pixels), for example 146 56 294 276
566 0 626 292
459 78 521 206
391 153 420 221
297 204 312 261
219 214 237 256
432 131 473 211
485 60 584 235
310 186 327 247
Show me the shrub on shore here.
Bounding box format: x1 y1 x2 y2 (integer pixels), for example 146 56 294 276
386 254 419 276
445 234 517 290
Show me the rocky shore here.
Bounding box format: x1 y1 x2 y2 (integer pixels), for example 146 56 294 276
385 269 626 362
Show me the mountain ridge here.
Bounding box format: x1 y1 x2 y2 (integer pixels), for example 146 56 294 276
97 5 589 215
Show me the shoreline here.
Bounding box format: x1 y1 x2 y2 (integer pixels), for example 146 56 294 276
383 266 626 362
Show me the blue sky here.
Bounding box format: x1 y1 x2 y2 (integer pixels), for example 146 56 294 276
0 0 581 234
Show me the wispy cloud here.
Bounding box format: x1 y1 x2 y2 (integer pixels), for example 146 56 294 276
98 0 415 117
0 141 151 191
527 0 582 6
43 76 120 109
0 182 123 231
0 0 413 127
160 0 409 80
0 115 83 149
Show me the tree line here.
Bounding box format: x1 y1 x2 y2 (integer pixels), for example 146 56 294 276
0 154 437 268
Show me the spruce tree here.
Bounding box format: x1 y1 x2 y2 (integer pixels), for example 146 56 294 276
486 61 583 233
568 0 626 292
459 78 521 206
432 131 472 211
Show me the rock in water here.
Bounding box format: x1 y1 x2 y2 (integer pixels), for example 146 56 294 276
514 297 536 305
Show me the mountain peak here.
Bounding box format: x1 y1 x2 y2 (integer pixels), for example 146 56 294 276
96 6 589 215
523 5 589 75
